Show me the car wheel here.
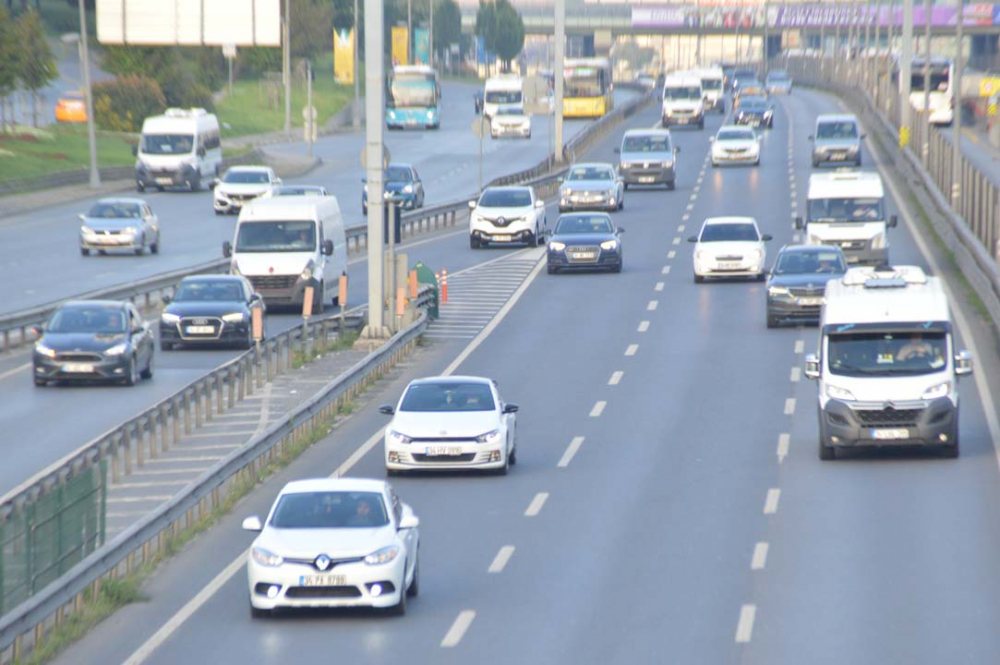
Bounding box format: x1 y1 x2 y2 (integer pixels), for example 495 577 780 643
470 235 481 250
188 175 201 192
754 158 760 166
388 583 407 616
524 231 535 247
150 235 160 254
856 156 863 167
80 247 90 256
160 341 173 351
242 327 254 350
98 249 107 255
612 261 622 273
123 356 139 386
155 186 165 193
766 313 779 329
694 274 705 283
136 181 145 193
941 438 959 458
819 439 836 461
536 228 545 246
756 272 766 282
508 440 517 465
214 209 223 216
547 265 558 275
134 240 145 256
698 119 705 129
33 377 46 387
623 183 629 190
712 160 718 168
496 453 509 476
140 353 154 379
406 556 420 597
667 180 676 191
812 158 819 168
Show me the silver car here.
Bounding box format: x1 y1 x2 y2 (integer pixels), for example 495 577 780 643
79 198 160 256
615 129 679 191
559 162 625 212
810 114 864 167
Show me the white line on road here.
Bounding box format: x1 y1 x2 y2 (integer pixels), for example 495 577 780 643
441 610 477 648
647 300 658 311
672 237 681 245
667 250 676 259
655 282 665 291
662 266 671 274
751 542 769 570
638 321 650 332
794 340 805 354
686 204 694 211
784 398 796 415
0 362 30 382
682 213 690 222
488 546 515 573
678 225 686 232
525 492 548 517
790 367 801 382
625 344 638 356
609 371 623 386
589 401 606 417
763 488 781 515
777 433 790 463
558 436 585 468
735 605 757 643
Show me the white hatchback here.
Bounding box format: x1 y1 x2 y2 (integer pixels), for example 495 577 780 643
689 216 772 282
710 125 760 167
381 376 519 474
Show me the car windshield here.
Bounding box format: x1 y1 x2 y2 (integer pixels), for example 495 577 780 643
174 280 245 302
385 167 412 182
270 491 389 529
700 223 759 242
87 202 142 219
774 250 846 275
816 121 858 139
622 135 671 153
740 100 768 111
47 306 126 334
485 90 521 104
663 86 701 100
235 221 316 252
478 189 532 208
555 215 615 235
701 79 722 90
141 134 194 155
808 198 884 223
399 382 496 412
566 166 614 181
224 170 270 184
828 331 948 377
717 129 755 141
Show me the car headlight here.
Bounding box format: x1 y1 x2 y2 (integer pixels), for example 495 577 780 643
222 312 246 323
871 234 886 249
161 312 181 324
104 342 128 356
80 225 95 235
768 286 791 297
764 110 773 118
403 184 414 194
695 250 708 260
122 227 137 237
388 429 412 444
662 161 673 168
749 249 763 261
600 239 619 251
826 384 856 401
364 545 400 566
251 546 284 567
427 110 435 119
364 184 369 193
549 241 566 251
388 110 397 119
619 162 628 170
34 343 57 358
476 428 502 443
921 381 951 400
563 188 572 195
300 262 314 281
847 145 859 153
604 190 615 198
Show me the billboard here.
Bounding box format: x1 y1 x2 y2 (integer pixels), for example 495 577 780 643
392 26 409 66
97 0 280 46
414 27 430 65
334 28 354 85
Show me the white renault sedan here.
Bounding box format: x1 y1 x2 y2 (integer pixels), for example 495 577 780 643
242 478 420 617
381 376 519 475
468 186 547 249
688 216 772 282
213 166 281 215
710 125 761 167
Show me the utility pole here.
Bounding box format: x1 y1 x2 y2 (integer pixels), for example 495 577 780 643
554 0 565 163
834 3 842 78
77 1 100 187
762 0 769 72
362 0 388 340
306 60 314 157
429 0 435 67
408 0 413 63
900 0 914 145
695 0 702 66
922 0 931 164
284 0 292 134
864 0 872 89
872 0 881 102
952 0 964 208
353 0 360 130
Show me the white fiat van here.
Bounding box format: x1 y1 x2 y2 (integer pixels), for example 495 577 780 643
135 108 222 192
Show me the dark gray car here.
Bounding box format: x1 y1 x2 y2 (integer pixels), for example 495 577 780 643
615 129 679 190
810 114 864 167
766 245 847 328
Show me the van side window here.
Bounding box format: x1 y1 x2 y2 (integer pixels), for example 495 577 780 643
203 129 221 151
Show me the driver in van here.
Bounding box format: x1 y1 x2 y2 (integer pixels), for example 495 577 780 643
897 333 934 361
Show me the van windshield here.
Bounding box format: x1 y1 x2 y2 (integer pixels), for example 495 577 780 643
828 331 947 376
142 134 194 155
809 198 884 223
816 121 858 139
664 86 701 100
485 90 521 104
235 221 316 252
701 79 722 91
622 135 671 153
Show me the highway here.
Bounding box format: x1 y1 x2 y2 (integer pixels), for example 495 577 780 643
52 87 1000 665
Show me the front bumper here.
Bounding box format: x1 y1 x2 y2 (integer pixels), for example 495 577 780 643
694 256 764 278
548 245 621 270
492 123 531 138
662 111 703 126
812 238 887 265
214 191 266 213
819 397 957 449
136 164 198 188
160 318 250 346
365 191 419 210
767 293 824 323
559 192 618 211
813 148 860 165
470 218 535 245
704 96 725 111
619 165 675 186
80 231 143 251
245 275 318 306
712 148 759 164
386 439 507 471
735 114 771 127
248 554 407 610
33 352 131 382
928 107 954 125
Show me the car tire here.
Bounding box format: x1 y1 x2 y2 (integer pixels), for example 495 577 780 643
155 185 164 193
407 556 420 598
242 328 254 350
134 240 145 256
388 584 407 616
470 235 480 250
80 247 90 256
623 183 629 190
509 439 517 465
694 274 705 283
612 261 622 273
547 265 558 275
754 157 760 166
712 160 718 168
150 235 160 254
819 440 836 461
667 180 676 191
188 175 201 192
123 357 139 386
250 604 272 619
757 272 766 282
496 453 509 476
214 209 223 216
160 341 173 351
98 249 107 255
33 377 46 387
766 313 779 329
524 231 535 247
812 158 819 168
536 228 545 246
698 119 704 130
856 156 863 167
140 353 154 379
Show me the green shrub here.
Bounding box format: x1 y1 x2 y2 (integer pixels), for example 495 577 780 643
92 74 166 132
239 47 282 77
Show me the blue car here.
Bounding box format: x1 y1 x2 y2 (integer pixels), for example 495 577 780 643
547 212 624 274
362 164 425 215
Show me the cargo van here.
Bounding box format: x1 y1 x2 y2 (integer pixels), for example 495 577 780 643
661 74 705 129
135 108 222 192
483 74 523 119
223 197 348 311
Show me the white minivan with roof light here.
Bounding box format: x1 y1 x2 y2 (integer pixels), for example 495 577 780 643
796 171 897 265
223 197 347 310
134 108 221 192
661 75 705 129
805 265 973 459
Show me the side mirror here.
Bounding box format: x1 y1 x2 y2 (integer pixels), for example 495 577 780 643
398 506 419 530
761 234 773 241
323 239 334 256
794 216 804 230
503 403 519 414
468 200 477 210
804 353 821 380
131 325 144 335
274 178 283 185
78 213 87 223
860 133 868 139
709 136 715 142
209 178 219 190
955 350 974 376
534 200 545 209
30 325 44 337
378 405 395 415
674 146 681 153
250 292 262 302
613 147 621 154
131 145 138 156
616 227 625 234
889 214 898 228
241 516 263 532
197 146 206 157
687 235 698 243
807 135 814 141
161 293 172 304
223 241 232 258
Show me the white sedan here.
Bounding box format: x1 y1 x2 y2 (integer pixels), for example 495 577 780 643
213 166 281 215
381 376 519 474
710 125 761 167
688 216 772 282
490 104 531 139
469 186 547 249
242 478 420 616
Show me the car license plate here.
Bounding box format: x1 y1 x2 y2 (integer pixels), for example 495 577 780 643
425 445 463 456
299 575 347 586
830 154 846 161
491 235 511 242
571 252 596 260
798 297 824 306
719 261 742 270
871 428 910 440
638 176 655 184
186 326 215 334
155 177 173 185
62 363 94 373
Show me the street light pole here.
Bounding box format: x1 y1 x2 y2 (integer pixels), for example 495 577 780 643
408 0 413 63
77 3 100 188
284 0 291 134
900 0 914 144
353 0 360 130
921 0 931 164
363 0 388 339
430 0 435 67
554 0 565 163
951 0 964 208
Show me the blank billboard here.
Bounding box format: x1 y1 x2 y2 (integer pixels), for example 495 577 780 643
97 0 281 46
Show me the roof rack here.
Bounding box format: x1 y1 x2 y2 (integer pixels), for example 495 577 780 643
842 265 927 288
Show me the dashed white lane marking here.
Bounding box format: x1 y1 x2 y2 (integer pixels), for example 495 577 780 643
672 237 681 245
794 340 805 354
764 488 781 515
525 492 549 516
609 371 624 386
655 282 665 291
784 398 796 415
668 250 677 259
638 321 650 332
793 233 803 243
662 266 671 274
590 401 607 417
682 213 690 222
678 225 686 232
751 542 769 570
442 610 477 648
686 204 694 211
488 546 515 573
790 367 801 382
777 433 790 463
735 605 757 643
558 436 585 468
625 344 639 356
647 300 658 311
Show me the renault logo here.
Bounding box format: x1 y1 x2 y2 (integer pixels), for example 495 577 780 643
314 554 331 571
497 217 506 225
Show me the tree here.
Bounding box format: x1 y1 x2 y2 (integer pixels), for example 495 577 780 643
0 6 18 131
14 10 57 127
291 0 334 61
475 1 497 75
433 0 461 59
492 0 524 72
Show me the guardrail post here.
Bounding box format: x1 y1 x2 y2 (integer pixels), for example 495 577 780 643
136 420 146 467
265 341 274 381
159 404 169 453
216 374 225 414
237 364 246 401
275 338 284 375
227 367 236 408
2 328 9 353
255 346 264 389
110 436 120 484
245 357 255 397
147 413 157 460
183 391 192 435
171 397 181 447
122 428 133 476
194 385 203 428
202 381 212 423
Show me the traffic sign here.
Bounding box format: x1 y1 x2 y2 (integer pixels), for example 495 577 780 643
303 105 318 141
471 117 491 139
222 43 237 59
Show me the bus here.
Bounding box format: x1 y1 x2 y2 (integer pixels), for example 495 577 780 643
563 57 614 119
386 65 441 130
896 57 954 126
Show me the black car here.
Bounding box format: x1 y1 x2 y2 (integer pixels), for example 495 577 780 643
766 245 848 328
735 96 774 128
547 213 624 274
160 275 265 350
32 300 154 387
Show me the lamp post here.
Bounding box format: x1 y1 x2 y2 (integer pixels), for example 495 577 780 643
62 18 99 188
901 0 914 143
952 0 964 208
554 0 565 163
353 0 360 130
921 0 931 164
284 0 291 134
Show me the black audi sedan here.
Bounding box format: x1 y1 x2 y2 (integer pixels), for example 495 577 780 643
159 275 264 350
766 245 847 328
32 300 154 387
547 213 624 274
735 96 775 129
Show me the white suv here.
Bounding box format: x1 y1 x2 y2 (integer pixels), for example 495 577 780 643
213 166 281 215
468 186 547 249
688 216 772 282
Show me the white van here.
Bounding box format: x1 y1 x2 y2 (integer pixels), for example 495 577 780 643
661 74 705 129
135 108 222 192
805 265 973 459
796 171 897 265
693 66 725 114
483 74 523 119
223 197 348 310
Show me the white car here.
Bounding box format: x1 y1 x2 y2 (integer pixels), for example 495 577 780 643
214 166 281 215
381 376 519 474
242 478 420 617
710 125 761 167
468 186 547 249
688 216 772 282
490 104 531 139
